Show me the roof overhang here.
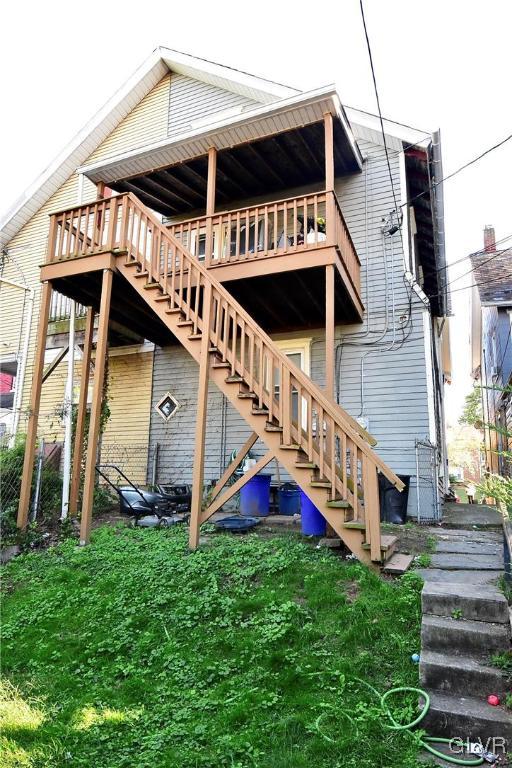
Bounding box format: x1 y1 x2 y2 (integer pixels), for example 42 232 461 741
78 86 362 186
0 47 300 250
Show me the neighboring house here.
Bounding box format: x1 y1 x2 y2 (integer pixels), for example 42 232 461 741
0 49 451 554
470 226 512 475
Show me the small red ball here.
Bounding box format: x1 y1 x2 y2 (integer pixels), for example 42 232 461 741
487 694 500 706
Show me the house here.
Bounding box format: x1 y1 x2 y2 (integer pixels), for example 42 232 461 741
0 48 451 564
470 226 512 475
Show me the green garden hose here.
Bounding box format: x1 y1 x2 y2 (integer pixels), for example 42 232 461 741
315 679 485 766
359 680 486 765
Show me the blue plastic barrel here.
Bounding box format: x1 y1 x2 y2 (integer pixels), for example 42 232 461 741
278 483 301 515
240 473 272 517
300 490 326 535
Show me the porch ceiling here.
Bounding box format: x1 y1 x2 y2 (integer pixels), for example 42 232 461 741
109 120 359 217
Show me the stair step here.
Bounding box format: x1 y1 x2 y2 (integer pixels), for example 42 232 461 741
382 553 413 574
188 333 202 340
421 614 510 657
251 408 269 416
309 480 331 489
133 271 149 279
279 444 301 451
295 461 318 469
326 499 351 509
143 283 162 291
265 422 283 433
154 294 171 303
238 391 258 399
124 260 140 268
176 320 194 328
165 307 183 315
362 534 397 552
212 362 231 370
421 582 510 624
343 521 366 530
421 691 512 743
225 375 244 384
420 650 508 698
208 346 219 353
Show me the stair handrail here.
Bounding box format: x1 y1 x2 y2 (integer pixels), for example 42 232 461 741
120 192 403 491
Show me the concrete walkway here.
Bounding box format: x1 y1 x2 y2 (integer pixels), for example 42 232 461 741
416 503 504 586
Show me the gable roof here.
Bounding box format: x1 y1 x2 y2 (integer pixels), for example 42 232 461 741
0 48 299 249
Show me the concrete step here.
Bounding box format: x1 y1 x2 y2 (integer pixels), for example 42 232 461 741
382 553 413 574
422 691 512 744
416 568 503 586
422 582 510 624
430 552 504 570
420 650 508 698
435 539 502 556
421 614 510 657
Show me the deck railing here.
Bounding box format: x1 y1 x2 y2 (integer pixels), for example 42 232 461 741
47 190 360 297
166 190 360 291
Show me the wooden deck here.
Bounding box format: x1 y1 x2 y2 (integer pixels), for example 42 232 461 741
43 189 363 328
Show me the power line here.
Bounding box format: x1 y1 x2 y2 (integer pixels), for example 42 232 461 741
401 131 512 209
427 271 512 300
358 0 400 223
443 248 509 290
435 234 512 274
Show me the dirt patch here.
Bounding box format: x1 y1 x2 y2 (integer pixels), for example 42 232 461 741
343 580 360 603
381 523 437 557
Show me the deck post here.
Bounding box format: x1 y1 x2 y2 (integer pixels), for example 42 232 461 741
17 280 53 530
325 264 335 401
205 147 217 267
189 281 212 549
69 307 95 516
324 112 336 246
80 270 113 545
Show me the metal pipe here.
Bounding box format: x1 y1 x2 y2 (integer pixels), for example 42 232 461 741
5 278 35 440
415 440 421 524
60 300 76 519
30 438 45 523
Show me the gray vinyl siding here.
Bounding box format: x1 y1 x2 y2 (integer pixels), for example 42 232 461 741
168 74 259 138
148 133 438 519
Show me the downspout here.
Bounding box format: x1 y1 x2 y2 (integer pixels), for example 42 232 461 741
60 300 76 520
0 276 34 440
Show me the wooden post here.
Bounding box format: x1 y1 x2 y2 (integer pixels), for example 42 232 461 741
17 281 53 529
80 270 112 545
205 147 217 267
189 281 212 549
69 307 95 517
324 112 335 245
325 264 335 401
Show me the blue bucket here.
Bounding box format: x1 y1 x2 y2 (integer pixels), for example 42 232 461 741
278 483 301 516
240 473 272 517
300 490 326 536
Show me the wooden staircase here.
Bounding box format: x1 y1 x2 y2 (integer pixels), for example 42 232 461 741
46 192 405 568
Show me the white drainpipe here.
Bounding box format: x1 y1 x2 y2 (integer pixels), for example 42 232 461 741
0 276 34 440
60 300 75 520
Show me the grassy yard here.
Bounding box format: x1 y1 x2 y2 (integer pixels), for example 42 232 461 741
2 526 425 768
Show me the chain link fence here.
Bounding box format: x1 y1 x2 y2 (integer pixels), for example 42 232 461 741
415 439 442 523
0 409 154 534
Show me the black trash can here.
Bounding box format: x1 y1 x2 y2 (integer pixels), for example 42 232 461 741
378 474 410 524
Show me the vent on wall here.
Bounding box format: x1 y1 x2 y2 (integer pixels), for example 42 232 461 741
155 391 180 422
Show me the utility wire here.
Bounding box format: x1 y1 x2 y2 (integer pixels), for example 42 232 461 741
435 234 512 274
400 131 512 209
442 248 510 289
359 0 400 223
427 271 512 300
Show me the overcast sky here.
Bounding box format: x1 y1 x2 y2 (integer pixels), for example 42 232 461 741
2 0 510 422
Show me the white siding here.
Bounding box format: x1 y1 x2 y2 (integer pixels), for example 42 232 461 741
168 73 259 138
